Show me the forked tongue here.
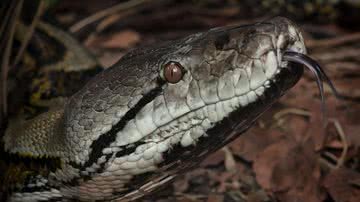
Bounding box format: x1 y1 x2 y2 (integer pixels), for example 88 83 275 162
283 51 342 125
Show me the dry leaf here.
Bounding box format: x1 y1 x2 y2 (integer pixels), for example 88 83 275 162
201 150 224 167
98 51 125 68
253 138 325 202
286 115 310 142
206 194 223 202
87 30 140 49
229 127 283 161
173 175 189 193
331 78 360 99
347 125 360 147
223 147 236 172
323 168 360 202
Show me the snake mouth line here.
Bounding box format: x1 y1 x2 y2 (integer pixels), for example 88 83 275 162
281 51 341 123
218 50 343 154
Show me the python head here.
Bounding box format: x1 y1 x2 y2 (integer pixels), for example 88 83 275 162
6 17 321 201
33 16 307 200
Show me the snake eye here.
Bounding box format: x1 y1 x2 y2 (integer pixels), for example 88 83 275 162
163 62 184 83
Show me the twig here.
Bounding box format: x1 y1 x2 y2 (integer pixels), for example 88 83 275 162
258 119 266 128
174 192 207 200
318 156 336 171
319 119 348 170
0 1 16 127
69 0 151 33
326 62 359 73
307 32 360 49
12 0 45 68
273 108 312 120
222 146 236 172
84 9 139 47
95 9 139 33
269 108 311 128
0 1 16 40
322 151 339 165
1 0 23 118
312 47 360 62
328 118 348 168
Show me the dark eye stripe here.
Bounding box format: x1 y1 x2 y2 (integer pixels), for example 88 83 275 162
68 78 166 181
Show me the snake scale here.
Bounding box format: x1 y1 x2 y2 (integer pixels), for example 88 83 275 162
1 16 337 201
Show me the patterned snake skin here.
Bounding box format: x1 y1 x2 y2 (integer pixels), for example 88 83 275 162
3 17 306 201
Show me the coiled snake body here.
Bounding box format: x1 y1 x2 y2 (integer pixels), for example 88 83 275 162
3 17 314 201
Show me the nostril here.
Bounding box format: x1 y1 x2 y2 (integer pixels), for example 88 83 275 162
290 41 307 54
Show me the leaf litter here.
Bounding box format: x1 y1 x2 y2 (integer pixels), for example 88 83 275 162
14 1 360 201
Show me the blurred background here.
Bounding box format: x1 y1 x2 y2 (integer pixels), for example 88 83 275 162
0 0 359 201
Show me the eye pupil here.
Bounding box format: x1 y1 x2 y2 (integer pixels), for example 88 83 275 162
164 62 183 83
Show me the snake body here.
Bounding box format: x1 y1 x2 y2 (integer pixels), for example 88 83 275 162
3 17 306 201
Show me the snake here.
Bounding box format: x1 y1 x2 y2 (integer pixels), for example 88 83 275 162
1 16 339 201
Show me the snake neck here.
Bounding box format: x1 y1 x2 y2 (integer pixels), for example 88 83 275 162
3 107 67 159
